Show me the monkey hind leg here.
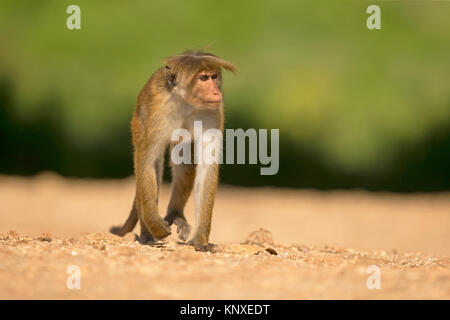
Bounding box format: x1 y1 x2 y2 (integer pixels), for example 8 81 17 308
165 161 195 242
110 198 138 237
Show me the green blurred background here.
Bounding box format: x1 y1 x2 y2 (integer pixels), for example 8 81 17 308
0 0 449 191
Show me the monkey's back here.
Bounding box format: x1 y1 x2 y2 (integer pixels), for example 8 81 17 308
130 68 168 150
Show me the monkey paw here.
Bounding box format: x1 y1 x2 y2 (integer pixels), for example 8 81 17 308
148 218 171 240
173 217 191 242
138 230 155 244
188 237 209 251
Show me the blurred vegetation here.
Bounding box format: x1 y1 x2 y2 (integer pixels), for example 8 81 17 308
0 0 449 191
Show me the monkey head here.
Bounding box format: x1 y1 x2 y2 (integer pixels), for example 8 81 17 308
183 69 223 108
164 50 235 109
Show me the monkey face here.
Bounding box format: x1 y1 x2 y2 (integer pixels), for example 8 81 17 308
182 70 223 109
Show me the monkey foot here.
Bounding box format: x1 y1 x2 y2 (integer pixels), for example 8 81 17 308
173 217 191 242
138 231 155 244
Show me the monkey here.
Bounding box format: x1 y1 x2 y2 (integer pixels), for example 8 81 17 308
110 50 235 250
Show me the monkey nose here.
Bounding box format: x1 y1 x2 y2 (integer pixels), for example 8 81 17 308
213 91 222 100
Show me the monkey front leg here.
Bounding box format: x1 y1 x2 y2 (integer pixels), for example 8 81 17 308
135 158 171 240
189 162 219 250
138 156 165 243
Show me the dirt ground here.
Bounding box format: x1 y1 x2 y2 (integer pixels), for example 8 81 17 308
0 173 449 299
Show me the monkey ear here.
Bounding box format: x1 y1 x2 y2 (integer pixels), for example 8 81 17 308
164 66 177 90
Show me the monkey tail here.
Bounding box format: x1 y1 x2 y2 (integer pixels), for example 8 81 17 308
110 200 138 237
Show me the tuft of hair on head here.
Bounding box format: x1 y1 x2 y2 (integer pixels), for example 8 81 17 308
163 49 236 81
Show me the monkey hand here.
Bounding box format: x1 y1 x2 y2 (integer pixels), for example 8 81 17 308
147 217 171 240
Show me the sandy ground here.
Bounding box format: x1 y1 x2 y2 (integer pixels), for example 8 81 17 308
0 173 449 299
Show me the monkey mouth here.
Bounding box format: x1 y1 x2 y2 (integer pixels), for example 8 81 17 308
205 98 222 104
204 101 222 108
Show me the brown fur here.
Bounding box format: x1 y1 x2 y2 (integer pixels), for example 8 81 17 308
110 50 235 249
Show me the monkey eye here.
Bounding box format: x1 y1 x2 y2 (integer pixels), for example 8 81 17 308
211 74 218 79
199 75 209 81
